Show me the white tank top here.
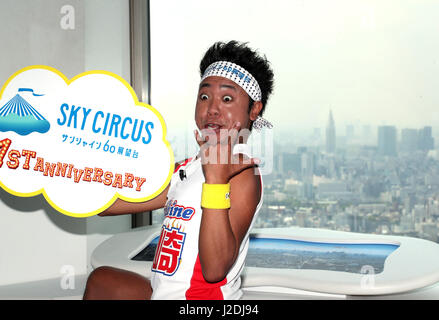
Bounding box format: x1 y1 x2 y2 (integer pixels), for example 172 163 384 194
150 145 263 300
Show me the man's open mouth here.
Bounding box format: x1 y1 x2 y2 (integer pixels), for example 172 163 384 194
204 123 223 131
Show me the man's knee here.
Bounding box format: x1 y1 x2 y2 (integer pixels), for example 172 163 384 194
87 266 110 284
83 266 152 300
83 266 117 299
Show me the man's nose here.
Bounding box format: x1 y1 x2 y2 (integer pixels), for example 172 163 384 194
207 98 220 116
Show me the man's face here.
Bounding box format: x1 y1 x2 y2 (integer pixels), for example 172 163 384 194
195 76 254 141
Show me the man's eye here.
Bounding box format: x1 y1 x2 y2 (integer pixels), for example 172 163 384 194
223 95 232 102
200 94 209 100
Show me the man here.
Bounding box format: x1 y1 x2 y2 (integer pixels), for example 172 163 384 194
83 40 274 300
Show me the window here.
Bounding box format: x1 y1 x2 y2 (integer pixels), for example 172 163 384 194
149 0 439 244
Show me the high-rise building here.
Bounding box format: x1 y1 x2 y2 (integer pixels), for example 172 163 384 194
418 126 434 151
275 153 284 175
400 126 434 153
326 110 336 154
284 153 302 177
301 152 314 200
377 126 397 156
301 152 315 180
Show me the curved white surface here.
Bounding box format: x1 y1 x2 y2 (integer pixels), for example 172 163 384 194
91 224 160 279
91 225 439 297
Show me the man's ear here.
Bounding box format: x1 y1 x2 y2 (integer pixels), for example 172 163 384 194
249 101 263 121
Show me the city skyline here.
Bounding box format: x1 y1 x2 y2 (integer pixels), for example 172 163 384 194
271 110 437 153
244 107 439 245
153 111 439 245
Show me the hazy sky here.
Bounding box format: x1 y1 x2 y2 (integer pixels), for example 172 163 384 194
150 0 439 135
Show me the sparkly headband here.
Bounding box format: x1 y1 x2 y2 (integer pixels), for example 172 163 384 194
200 61 273 131
201 61 262 102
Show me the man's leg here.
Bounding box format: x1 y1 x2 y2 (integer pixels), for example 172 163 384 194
83 266 152 300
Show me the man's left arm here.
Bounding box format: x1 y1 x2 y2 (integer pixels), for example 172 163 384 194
198 167 261 283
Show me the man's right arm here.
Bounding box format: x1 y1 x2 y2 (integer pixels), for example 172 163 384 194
98 183 170 216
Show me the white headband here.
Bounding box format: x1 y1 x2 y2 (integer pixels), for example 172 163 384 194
201 61 262 102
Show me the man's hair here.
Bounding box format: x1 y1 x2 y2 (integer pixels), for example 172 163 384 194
199 41 274 117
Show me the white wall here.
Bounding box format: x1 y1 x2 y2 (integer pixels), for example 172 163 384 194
0 0 131 286
0 190 88 285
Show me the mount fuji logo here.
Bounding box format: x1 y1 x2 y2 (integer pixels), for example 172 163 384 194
0 88 50 135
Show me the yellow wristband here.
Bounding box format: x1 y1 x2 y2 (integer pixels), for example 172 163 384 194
201 183 231 209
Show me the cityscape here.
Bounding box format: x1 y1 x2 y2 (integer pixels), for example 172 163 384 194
253 110 439 244
152 111 439 245
245 245 389 274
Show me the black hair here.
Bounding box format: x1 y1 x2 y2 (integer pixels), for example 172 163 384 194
199 41 274 117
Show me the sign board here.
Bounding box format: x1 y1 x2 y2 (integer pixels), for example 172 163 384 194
0 66 174 217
